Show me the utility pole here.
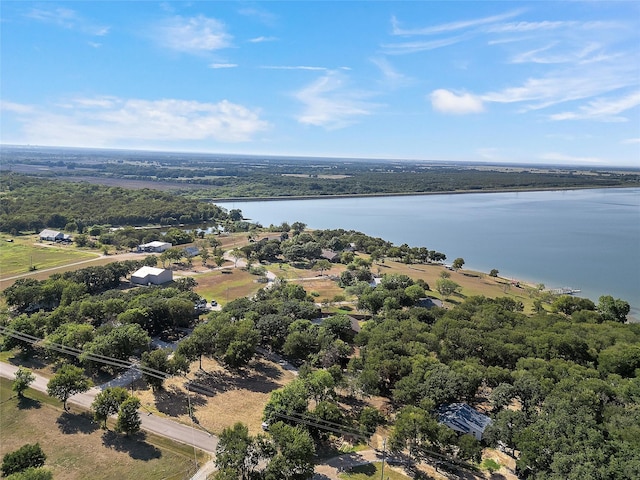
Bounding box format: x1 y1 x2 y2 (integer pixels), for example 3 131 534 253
380 437 386 480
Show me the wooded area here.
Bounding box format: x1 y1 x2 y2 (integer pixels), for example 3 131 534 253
2 145 639 201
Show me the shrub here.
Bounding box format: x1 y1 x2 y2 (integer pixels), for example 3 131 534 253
1 444 46 476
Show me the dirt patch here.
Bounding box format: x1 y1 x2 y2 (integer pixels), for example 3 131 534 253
136 355 296 436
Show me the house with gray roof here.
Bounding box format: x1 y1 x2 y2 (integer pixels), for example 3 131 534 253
437 403 492 440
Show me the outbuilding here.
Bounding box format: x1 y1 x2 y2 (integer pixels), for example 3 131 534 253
39 229 66 242
137 241 172 253
130 266 173 285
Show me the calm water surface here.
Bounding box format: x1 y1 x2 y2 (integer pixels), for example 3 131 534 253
218 188 640 319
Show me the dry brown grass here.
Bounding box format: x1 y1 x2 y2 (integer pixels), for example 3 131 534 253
370 258 537 311
135 355 296 436
0 378 204 480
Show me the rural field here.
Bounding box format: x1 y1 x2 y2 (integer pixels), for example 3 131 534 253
0 377 207 480
0 234 99 277
134 355 297 437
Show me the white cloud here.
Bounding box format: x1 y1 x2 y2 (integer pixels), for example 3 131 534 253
156 15 232 53
248 36 277 43
430 89 484 114
370 57 412 88
391 10 522 36
550 91 640 122
622 138 640 145
381 35 469 55
0 101 36 114
2 96 269 147
26 6 109 36
209 63 238 69
481 65 637 111
294 72 379 129
485 20 577 34
262 65 328 71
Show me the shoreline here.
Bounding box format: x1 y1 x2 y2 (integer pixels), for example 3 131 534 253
207 185 635 203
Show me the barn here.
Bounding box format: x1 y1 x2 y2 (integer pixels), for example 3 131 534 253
130 266 173 285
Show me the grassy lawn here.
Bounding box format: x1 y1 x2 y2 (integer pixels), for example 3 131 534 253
0 234 99 277
0 377 207 480
193 268 264 306
339 462 411 480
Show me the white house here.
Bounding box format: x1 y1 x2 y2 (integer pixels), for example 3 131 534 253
437 403 492 440
137 241 172 253
130 266 173 285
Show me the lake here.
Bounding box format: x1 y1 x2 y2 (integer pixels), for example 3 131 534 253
217 188 640 320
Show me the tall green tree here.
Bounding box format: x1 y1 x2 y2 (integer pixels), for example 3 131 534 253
115 397 141 436
46 364 91 411
91 387 129 429
215 423 256 480
12 367 35 398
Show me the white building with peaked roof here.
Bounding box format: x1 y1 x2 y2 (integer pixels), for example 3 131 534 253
131 266 173 285
137 241 172 253
39 229 70 242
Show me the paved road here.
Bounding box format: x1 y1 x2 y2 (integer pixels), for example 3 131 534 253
0 363 219 455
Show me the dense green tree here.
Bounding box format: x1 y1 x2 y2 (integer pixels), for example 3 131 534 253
264 422 315 480
435 278 460 297
457 434 482 462
263 379 309 426
12 367 35 398
598 295 630 323
91 387 129 429
452 258 465 270
115 396 141 436
1 444 46 477
46 364 91 411
215 422 256 480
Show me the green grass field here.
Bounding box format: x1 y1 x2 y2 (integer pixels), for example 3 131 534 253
0 377 207 480
0 234 99 277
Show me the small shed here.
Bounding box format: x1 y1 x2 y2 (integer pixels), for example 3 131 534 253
183 246 200 257
437 403 492 440
137 241 172 253
131 266 173 285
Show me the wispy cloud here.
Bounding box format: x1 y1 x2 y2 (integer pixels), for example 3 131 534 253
26 6 109 36
155 15 232 53
550 91 640 122
209 63 238 69
294 72 380 129
370 57 412 88
391 10 522 36
1 96 270 146
481 62 637 111
262 65 328 71
248 36 277 43
622 138 640 145
430 89 484 114
238 7 278 27
381 35 469 55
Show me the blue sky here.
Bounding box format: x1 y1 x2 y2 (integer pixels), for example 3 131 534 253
1 1 639 166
